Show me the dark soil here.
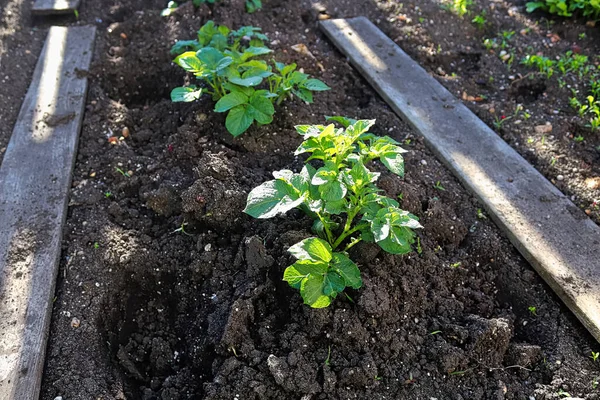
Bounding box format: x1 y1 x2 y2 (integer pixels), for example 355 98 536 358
8 0 594 399
372 0 600 223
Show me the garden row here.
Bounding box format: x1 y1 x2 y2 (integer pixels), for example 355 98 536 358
35 0 600 399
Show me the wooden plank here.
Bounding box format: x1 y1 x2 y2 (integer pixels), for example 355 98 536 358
32 0 81 16
320 17 600 342
0 26 95 400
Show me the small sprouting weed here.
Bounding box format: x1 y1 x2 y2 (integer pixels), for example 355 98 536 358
325 346 331 366
450 262 462 268
115 167 130 177
430 330 442 335
93 242 100 249
557 389 571 398
104 191 113 198
574 135 585 142
592 376 599 389
173 222 192 236
472 12 486 28
375 375 383 381
528 306 537 316
404 372 417 385
591 351 600 363
434 181 446 191
477 208 487 219
579 32 587 40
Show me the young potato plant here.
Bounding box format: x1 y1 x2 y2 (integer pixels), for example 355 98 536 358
171 21 330 136
244 118 421 308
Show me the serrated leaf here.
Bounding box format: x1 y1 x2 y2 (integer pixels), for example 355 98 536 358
214 92 248 112
244 179 303 218
288 237 332 263
331 253 362 289
171 86 203 102
226 105 254 136
300 274 331 308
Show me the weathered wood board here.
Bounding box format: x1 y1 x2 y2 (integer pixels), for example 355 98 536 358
320 17 600 342
0 26 95 399
32 0 81 16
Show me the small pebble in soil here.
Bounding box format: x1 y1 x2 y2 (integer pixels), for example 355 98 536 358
204 243 212 252
71 317 80 328
421 160 427 166
557 175 564 181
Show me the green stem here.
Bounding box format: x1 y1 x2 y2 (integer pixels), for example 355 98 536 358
344 237 362 252
317 212 334 244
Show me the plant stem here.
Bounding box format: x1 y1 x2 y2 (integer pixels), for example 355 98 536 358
344 237 362 252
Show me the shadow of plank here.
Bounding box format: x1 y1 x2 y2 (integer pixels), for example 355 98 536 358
320 17 600 342
0 25 95 400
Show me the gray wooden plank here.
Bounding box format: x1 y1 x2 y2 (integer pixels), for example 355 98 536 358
0 25 95 400
32 0 81 16
320 17 600 342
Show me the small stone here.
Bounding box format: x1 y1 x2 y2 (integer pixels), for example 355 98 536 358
421 160 427 166
71 317 80 328
122 127 130 138
535 124 552 134
204 243 212 252
557 175 564 181
585 177 600 190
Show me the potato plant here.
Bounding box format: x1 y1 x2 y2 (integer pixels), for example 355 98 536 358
171 21 330 136
244 118 421 307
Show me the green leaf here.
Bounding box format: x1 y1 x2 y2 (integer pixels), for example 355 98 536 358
293 88 314 103
331 253 362 289
319 180 346 202
300 274 331 308
248 92 275 124
244 179 303 218
226 105 254 136
325 116 357 128
197 47 232 71
301 79 331 91
283 260 328 289
215 92 249 112
371 207 421 255
170 40 201 55
323 271 345 296
288 237 332 263
525 1 546 12
229 75 262 87
174 51 203 72
242 46 272 60
171 86 203 102
380 151 405 177
347 119 376 137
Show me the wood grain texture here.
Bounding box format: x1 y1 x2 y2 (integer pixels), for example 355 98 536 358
32 0 81 15
0 26 95 400
320 17 600 342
